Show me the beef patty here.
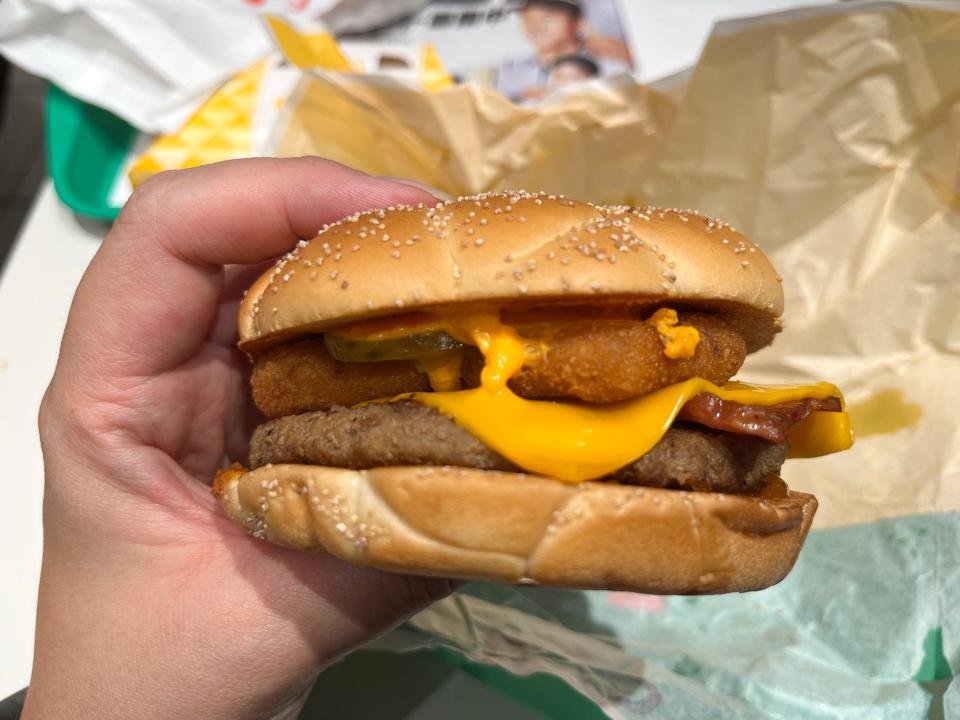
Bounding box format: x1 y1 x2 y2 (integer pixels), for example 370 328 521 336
248 401 787 493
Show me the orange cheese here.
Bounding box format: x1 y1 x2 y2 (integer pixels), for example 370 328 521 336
647 307 700 359
410 313 852 482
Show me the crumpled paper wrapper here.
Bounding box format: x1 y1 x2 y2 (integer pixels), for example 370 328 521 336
273 73 676 205
271 3 960 716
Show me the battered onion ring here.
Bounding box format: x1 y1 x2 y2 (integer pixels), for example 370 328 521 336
486 312 747 403
250 313 746 417
251 338 430 418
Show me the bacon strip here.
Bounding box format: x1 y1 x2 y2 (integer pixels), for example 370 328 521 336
678 394 842 444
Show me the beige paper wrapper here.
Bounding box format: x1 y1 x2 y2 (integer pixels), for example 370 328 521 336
273 3 960 529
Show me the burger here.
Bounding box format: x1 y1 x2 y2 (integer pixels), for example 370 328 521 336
214 192 852 594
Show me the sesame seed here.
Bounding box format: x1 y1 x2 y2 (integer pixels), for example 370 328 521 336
741 260 750 268
480 218 488 225
392 250 401 259
310 271 318 280
329 269 339 279
518 284 528 294
475 237 484 246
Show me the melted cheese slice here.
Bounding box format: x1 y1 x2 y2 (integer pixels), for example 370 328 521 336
415 379 852 482
407 312 852 483
333 310 853 483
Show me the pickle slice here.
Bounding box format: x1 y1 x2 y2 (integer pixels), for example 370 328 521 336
324 330 464 362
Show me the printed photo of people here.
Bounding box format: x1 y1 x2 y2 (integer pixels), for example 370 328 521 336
374 0 635 104
494 0 633 102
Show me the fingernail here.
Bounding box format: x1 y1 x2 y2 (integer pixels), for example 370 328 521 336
385 177 453 201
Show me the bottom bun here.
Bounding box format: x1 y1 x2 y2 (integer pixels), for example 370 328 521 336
213 464 816 594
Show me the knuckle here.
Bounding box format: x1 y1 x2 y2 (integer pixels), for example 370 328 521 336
37 385 58 446
117 169 181 228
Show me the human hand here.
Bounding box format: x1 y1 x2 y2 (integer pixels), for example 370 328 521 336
25 158 456 720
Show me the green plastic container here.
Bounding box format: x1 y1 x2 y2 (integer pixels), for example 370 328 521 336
45 85 139 221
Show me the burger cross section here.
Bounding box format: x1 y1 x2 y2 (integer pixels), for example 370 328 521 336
214 192 853 594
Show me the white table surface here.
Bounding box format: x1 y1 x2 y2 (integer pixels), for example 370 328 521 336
0 183 104 697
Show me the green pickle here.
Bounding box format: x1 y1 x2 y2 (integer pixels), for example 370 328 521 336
324 330 464 362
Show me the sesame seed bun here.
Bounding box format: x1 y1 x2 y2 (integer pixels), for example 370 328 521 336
213 464 816 594
239 192 783 353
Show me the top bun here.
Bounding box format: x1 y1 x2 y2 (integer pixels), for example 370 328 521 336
239 192 783 352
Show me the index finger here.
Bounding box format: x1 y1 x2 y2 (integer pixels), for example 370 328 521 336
59 157 438 379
